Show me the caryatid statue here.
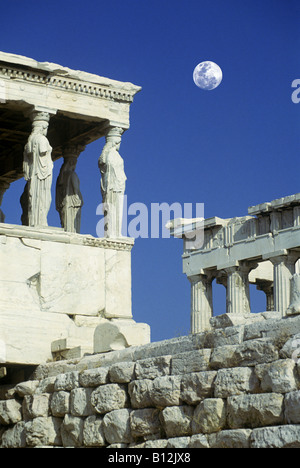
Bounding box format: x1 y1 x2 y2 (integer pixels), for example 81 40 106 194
23 111 53 227
0 181 10 223
56 145 84 233
98 127 126 238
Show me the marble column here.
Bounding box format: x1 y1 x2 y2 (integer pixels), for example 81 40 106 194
256 280 274 311
222 262 257 315
56 144 85 233
288 274 300 315
293 209 300 275
98 126 126 238
22 111 53 227
189 272 214 333
293 206 300 227
268 251 300 316
0 181 10 223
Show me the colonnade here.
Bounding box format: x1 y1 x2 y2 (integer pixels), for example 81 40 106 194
0 109 125 237
189 250 300 333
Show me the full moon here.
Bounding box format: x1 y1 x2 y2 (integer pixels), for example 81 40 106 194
193 61 223 90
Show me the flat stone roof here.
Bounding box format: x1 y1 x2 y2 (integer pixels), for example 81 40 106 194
0 51 141 94
248 193 300 215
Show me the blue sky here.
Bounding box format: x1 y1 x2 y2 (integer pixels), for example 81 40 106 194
1 0 300 342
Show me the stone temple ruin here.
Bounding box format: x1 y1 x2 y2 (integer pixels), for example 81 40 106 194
0 52 300 449
0 51 150 377
168 193 300 333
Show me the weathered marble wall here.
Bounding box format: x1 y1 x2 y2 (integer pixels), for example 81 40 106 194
0 224 150 365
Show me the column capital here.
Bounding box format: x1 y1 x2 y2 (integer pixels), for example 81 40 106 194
105 126 124 141
0 180 10 191
263 249 287 261
188 270 216 284
256 279 273 294
62 144 86 159
218 260 255 315
218 260 258 274
27 106 57 118
24 107 57 125
264 250 300 266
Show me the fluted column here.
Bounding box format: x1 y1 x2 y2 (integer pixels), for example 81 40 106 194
293 206 300 227
294 208 300 276
226 266 248 315
288 274 300 315
268 251 300 316
189 272 214 333
221 262 257 315
256 280 274 311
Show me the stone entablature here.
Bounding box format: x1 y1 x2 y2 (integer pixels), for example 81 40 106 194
0 64 136 103
182 193 300 259
0 222 134 251
168 194 300 333
0 51 140 128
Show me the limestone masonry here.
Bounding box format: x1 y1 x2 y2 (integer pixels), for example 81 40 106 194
1 313 300 448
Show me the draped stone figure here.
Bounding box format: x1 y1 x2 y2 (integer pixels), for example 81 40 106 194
0 181 10 223
20 182 29 226
56 146 84 233
98 127 126 238
23 112 53 227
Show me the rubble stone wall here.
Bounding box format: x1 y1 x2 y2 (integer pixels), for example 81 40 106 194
1 313 300 448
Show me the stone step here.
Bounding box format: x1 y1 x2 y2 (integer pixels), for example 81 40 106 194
51 339 91 361
33 314 300 380
51 338 80 353
210 311 282 329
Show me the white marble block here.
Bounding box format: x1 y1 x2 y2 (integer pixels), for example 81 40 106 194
0 223 139 365
93 320 151 353
39 241 106 316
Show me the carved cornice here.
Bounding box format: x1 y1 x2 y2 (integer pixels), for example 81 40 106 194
0 222 134 251
83 236 134 251
0 65 136 103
